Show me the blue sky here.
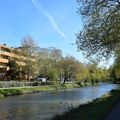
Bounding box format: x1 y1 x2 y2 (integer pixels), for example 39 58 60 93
0 0 87 62
0 0 113 67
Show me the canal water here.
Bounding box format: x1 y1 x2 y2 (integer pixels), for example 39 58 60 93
0 83 118 120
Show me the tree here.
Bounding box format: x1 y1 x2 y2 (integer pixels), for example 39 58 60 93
109 69 117 83
109 53 120 83
50 49 62 61
21 35 37 81
76 0 120 60
74 62 90 85
48 68 58 86
85 62 109 84
6 59 20 80
37 48 62 80
59 56 79 84
88 63 99 84
37 50 52 79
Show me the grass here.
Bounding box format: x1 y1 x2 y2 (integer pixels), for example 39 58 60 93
0 89 22 97
0 85 58 98
0 84 79 98
19 86 55 92
58 84 78 88
0 83 105 99
52 87 120 120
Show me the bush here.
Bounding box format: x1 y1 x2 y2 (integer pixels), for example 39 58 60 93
32 82 39 86
77 81 84 87
60 84 67 88
0 81 35 88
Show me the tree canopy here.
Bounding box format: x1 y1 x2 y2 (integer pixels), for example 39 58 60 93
76 0 120 60
21 35 37 81
6 59 20 80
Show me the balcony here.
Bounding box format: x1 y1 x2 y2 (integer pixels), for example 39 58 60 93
0 51 11 57
0 44 11 51
0 58 9 63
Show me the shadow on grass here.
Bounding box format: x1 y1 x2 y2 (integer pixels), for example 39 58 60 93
52 89 120 120
0 89 22 97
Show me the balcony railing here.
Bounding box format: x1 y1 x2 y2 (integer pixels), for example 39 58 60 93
0 51 11 57
0 58 9 63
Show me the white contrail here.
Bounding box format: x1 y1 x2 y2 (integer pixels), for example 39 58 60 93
31 0 68 41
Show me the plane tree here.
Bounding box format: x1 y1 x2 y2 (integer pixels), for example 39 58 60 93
76 0 120 60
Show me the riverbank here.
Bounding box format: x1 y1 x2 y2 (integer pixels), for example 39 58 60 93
0 84 81 98
0 86 54 98
0 83 107 99
52 87 120 120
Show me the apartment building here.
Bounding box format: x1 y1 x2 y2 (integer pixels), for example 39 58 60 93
0 44 26 74
0 44 11 72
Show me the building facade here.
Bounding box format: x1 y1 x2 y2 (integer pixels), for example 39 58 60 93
0 44 11 73
0 44 27 78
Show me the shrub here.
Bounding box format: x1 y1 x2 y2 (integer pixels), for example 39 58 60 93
0 81 34 88
32 82 40 86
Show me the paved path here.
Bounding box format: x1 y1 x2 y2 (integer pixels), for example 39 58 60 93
104 102 120 120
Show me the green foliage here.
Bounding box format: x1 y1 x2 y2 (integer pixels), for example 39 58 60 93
48 69 58 86
76 0 120 60
32 82 39 86
109 53 120 83
0 89 22 96
6 59 20 80
59 56 80 84
107 48 120 84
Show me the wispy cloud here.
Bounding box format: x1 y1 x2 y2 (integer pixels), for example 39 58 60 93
31 0 68 41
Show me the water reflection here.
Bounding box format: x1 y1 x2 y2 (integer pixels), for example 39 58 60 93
0 83 118 120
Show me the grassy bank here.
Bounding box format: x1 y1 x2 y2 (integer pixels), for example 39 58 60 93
0 85 56 98
0 84 79 98
0 89 22 98
52 87 120 120
20 85 56 93
0 82 99 99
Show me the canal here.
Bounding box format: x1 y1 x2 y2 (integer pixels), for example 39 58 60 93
0 83 118 120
